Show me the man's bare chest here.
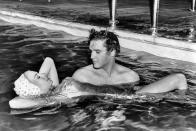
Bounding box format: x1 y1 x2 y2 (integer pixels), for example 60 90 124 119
90 73 126 85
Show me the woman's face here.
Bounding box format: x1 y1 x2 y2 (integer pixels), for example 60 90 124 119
24 70 53 93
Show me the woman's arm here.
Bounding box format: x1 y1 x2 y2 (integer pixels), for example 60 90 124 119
9 97 47 109
39 57 59 86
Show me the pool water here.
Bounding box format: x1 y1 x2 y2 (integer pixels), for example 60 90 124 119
0 18 196 131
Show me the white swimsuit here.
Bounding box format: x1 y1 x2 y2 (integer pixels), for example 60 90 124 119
59 78 88 98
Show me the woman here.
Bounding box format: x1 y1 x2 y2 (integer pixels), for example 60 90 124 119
9 57 90 109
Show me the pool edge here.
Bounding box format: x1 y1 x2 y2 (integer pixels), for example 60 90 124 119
0 9 196 63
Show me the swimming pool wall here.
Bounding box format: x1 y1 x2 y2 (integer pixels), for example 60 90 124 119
0 9 196 64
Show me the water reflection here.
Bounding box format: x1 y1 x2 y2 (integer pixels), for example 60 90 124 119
188 25 195 42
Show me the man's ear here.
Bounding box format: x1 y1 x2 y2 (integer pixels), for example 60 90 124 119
110 50 116 57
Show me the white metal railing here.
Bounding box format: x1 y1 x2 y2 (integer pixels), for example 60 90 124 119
191 0 196 12
151 0 159 36
17 0 195 36
109 0 117 30
109 0 195 36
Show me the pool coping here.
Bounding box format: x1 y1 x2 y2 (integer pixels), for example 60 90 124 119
0 9 196 63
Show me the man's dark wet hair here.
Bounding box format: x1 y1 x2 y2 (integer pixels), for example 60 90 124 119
88 29 120 56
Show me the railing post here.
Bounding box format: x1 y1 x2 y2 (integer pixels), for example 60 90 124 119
191 0 195 12
152 0 160 36
109 0 117 30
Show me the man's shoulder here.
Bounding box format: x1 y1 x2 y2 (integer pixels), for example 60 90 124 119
72 65 95 82
117 64 140 82
117 64 133 73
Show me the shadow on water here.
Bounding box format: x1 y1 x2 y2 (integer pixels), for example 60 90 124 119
0 19 196 130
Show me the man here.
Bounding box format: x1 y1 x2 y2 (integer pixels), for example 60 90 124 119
72 29 188 94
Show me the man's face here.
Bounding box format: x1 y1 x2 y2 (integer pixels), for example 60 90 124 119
89 39 113 69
